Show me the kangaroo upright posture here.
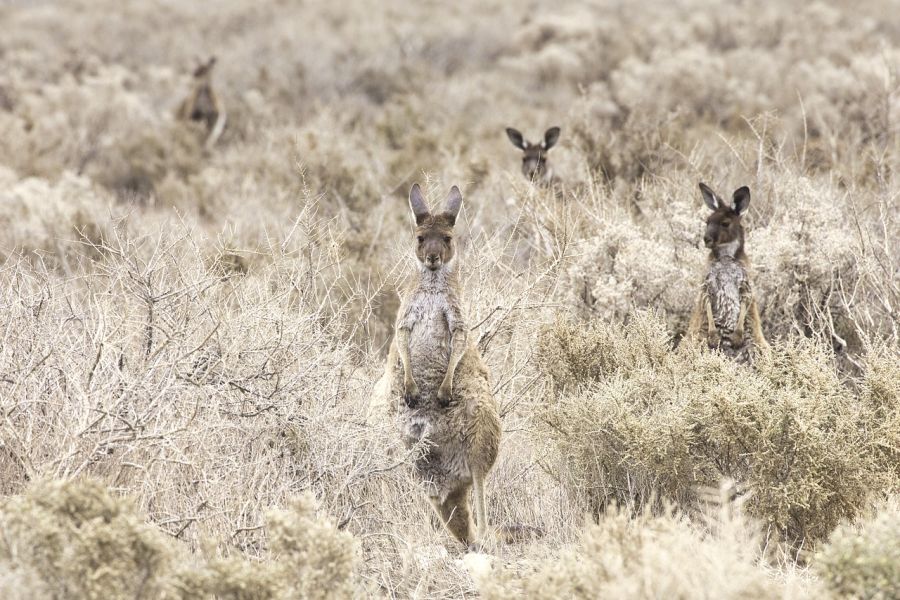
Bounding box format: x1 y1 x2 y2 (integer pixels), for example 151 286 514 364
687 183 769 360
385 184 501 549
505 127 560 185
176 57 226 150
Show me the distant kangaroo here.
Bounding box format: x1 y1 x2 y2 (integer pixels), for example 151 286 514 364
505 127 560 185
176 56 226 150
384 184 501 550
687 183 769 360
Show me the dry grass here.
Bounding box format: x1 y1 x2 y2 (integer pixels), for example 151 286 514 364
0 0 898 597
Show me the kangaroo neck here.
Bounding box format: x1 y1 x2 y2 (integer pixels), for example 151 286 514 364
414 261 457 294
712 238 743 262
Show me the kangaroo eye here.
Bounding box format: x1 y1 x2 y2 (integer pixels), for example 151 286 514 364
444 236 451 243
721 220 731 227
417 236 424 243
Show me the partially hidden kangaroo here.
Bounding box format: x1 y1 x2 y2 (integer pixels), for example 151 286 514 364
176 56 226 150
384 183 501 550
505 126 560 185
687 183 769 361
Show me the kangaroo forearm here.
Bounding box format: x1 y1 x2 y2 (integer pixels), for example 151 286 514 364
444 328 468 385
687 292 705 338
704 296 717 337
396 329 414 381
749 299 769 349
735 296 749 338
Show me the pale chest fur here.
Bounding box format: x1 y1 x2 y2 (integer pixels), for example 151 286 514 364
395 268 463 396
704 257 747 335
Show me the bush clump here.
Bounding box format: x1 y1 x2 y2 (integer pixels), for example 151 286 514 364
477 500 805 600
815 499 900 600
536 312 891 546
0 479 358 600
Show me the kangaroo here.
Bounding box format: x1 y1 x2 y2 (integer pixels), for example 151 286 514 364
176 56 226 150
687 183 769 360
383 184 501 550
505 127 560 185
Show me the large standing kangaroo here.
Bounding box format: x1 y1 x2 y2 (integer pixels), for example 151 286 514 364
385 184 501 550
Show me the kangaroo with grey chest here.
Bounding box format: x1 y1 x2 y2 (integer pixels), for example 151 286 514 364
687 182 769 361
384 184 501 550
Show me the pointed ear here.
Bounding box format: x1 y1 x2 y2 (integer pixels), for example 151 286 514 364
732 186 751 215
699 182 723 211
443 186 463 226
408 183 430 225
506 128 526 150
543 126 561 150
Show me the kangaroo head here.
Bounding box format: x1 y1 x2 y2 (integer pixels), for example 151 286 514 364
192 56 217 80
408 184 462 271
506 127 560 182
699 182 750 257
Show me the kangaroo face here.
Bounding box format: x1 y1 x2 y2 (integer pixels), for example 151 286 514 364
408 184 463 271
704 209 740 248
699 183 750 253
415 216 455 271
506 127 560 183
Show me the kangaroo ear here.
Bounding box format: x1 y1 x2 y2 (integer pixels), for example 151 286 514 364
699 182 723 211
506 128 526 150
732 186 751 215
408 183 430 225
543 126 561 150
443 186 463 225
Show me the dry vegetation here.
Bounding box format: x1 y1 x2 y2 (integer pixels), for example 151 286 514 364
0 0 898 598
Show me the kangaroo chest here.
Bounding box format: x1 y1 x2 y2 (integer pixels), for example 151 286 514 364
704 259 747 335
191 86 218 124
399 289 456 391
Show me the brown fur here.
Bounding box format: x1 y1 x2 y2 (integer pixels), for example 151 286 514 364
176 56 226 149
506 126 560 185
686 183 769 357
384 184 501 549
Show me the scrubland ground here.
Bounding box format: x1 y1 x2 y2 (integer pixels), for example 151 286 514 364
0 0 899 598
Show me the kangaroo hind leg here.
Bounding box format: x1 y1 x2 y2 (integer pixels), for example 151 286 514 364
472 474 489 551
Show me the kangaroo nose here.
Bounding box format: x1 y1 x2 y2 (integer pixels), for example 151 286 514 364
426 254 439 264
704 234 714 247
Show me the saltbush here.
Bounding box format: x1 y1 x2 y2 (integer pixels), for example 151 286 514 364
536 312 890 545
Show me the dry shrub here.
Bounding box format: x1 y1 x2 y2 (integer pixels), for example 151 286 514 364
749 176 858 345
477 495 817 600
557 214 702 332
815 498 900 600
0 479 358 600
0 479 180 599
860 347 900 482
1 0 899 597
0 169 112 265
536 312 889 545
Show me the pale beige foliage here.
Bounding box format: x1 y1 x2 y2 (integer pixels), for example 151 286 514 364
0 0 898 597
